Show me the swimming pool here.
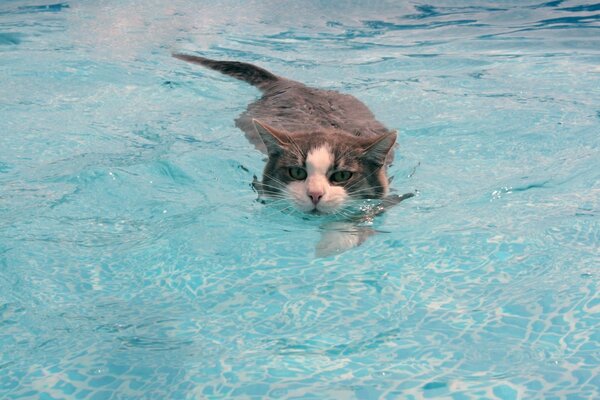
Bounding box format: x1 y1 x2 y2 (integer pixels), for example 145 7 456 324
1 0 598 398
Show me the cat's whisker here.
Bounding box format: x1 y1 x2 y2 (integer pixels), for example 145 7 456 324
261 198 294 209
257 182 282 192
344 168 384 192
332 209 354 220
262 198 287 206
260 173 289 190
274 204 301 217
348 187 386 197
346 182 388 199
257 182 285 191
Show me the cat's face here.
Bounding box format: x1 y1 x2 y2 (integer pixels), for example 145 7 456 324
253 120 396 214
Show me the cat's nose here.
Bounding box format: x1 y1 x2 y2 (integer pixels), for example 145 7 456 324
308 190 324 205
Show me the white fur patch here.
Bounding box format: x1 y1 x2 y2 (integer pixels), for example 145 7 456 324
306 146 333 175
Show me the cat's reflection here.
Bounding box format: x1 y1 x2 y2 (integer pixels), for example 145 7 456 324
315 192 413 257
316 221 377 257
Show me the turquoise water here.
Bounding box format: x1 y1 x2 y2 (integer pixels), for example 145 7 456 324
1 0 599 398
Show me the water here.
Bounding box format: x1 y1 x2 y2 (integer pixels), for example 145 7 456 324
1 0 599 398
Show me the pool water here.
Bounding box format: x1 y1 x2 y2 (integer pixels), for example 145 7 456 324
1 0 599 398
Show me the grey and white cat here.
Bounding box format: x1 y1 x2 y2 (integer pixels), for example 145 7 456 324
173 53 411 218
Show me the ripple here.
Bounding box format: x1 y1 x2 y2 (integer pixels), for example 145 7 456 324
116 335 194 352
0 32 22 45
17 3 70 14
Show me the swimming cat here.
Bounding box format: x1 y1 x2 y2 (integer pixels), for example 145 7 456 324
173 53 412 217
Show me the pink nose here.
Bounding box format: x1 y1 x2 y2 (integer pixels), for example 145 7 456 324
308 191 323 205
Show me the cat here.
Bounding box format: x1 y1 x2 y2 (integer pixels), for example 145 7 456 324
173 53 412 218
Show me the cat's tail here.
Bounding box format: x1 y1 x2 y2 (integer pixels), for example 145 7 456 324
173 53 279 90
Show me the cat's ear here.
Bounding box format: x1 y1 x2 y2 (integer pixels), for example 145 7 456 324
253 119 289 155
362 131 396 165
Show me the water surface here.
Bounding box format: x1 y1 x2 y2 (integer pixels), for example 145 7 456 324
1 0 599 398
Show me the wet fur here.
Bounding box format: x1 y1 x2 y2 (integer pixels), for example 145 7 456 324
173 53 400 213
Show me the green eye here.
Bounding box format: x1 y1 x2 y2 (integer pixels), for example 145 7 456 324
288 167 307 180
330 170 353 183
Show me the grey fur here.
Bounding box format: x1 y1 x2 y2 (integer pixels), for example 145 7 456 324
174 53 399 202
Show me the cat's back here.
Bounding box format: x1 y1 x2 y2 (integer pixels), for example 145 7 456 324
172 54 393 150
235 80 393 150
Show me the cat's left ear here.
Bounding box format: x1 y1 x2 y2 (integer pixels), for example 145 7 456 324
362 131 396 165
253 119 290 155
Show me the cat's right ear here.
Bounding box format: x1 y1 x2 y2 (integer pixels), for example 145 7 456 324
253 119 289 155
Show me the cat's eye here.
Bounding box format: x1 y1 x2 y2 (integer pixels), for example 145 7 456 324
330 170 353 183
288 167 307 180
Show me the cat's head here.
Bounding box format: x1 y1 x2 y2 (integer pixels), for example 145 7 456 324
253 119 396 214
